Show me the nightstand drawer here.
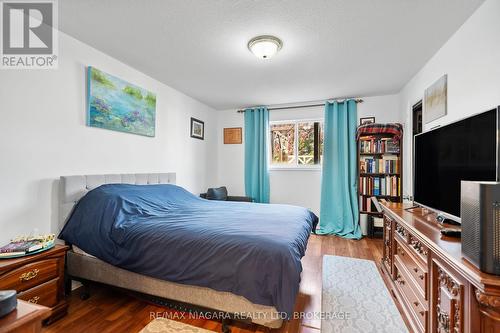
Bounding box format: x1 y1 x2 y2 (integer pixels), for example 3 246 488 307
0 258 59 292
17 278 59 308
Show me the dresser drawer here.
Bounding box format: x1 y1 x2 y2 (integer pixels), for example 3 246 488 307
394 221 409 243
394 256 428 332
394 239 427 300
407 234 429 264
0 258 59 292
17 278 59 308
394 221 429 264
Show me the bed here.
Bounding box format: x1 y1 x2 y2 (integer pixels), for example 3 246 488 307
59 173 317 329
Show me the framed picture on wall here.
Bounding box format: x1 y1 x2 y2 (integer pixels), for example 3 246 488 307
190 117 204 140
360 117 375 125
223 127 242 144
424 74 447 124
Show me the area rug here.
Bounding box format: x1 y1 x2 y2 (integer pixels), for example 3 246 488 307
322 255 408 333
140 318 215 333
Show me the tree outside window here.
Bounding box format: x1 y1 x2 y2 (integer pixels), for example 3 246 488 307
270 120 323 168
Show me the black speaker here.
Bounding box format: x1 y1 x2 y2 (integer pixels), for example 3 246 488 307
461 180 500 275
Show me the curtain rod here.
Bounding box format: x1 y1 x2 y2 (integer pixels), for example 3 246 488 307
237 98 364 113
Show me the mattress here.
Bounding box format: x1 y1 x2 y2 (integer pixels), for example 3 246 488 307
73 245 95 258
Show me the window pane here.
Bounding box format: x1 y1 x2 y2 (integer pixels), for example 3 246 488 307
298 122 315 165
271 123 296 165
298 121 323 165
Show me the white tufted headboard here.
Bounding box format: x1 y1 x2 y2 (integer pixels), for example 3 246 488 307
59 173 176 230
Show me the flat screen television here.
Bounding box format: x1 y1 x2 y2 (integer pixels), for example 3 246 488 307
413 107 499 223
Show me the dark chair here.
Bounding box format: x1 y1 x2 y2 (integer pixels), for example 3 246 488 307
200 186 253 202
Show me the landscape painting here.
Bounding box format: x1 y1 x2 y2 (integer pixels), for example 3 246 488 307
87 66 156 136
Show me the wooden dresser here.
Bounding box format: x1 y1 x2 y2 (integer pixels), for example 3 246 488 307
381 202 500 333
0 245 68 324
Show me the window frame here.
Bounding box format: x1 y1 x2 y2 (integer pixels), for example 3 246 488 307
268 118 323 171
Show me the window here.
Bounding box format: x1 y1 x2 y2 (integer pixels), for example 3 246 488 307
270 120 323 168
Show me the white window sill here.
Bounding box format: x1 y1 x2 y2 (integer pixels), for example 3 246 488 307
269 167 322 171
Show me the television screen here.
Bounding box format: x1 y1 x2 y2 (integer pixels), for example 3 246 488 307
414 108 498 221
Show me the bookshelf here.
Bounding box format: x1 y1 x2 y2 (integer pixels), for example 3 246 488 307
357 129 403 236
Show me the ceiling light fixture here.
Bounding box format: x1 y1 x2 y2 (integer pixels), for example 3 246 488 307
247 35 283 60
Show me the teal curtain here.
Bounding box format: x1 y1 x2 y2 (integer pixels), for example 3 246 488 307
318 100 361 239
244 107 270 203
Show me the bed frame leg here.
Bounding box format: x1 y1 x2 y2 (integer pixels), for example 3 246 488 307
221 319 231 333
79 283 90 300
64 276 72 296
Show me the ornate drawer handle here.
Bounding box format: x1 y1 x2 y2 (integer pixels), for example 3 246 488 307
419 274 425 280
19 269 39 282
396 274 405 285
28 296 40 304
437 311 450 330
413 301 419 307
410 239 428 256
413 267 418 273
419 311 425 317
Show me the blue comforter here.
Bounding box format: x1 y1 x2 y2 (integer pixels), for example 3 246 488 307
59 184 318 316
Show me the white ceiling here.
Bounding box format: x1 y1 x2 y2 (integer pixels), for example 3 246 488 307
59 0 484 110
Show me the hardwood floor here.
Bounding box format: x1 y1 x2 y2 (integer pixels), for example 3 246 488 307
42 235 383 333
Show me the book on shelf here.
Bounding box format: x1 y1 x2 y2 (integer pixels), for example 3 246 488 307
359 155 399 174
360 160 366 173
373 177 380 195
359 175 400 197
386 139 400 153
359 195 375 212
359 137 400 154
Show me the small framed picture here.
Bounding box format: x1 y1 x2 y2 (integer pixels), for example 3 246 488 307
190 117 204 140
224 127 242 144
360 117 375 125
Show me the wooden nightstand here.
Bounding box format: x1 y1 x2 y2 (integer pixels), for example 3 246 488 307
0 245 69 324
0 300 50 333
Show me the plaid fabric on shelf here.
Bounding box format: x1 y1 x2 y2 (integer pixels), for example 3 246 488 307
356 123 403 140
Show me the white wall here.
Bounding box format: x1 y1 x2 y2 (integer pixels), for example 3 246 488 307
0 32 217 244
398 0 500 197
217 0 500 217
216 94 401 214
